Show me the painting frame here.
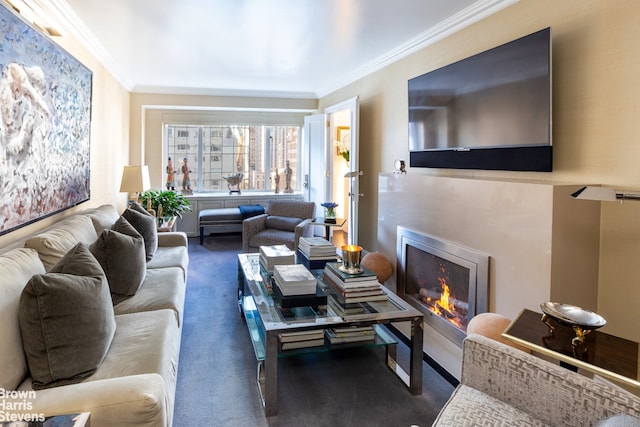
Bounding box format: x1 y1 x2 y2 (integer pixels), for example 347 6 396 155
0 3 93 236
336 126 350 155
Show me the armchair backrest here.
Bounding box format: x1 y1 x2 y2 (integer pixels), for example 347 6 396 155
266 200 315 219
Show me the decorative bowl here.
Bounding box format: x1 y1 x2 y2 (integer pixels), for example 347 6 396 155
540 302 606 346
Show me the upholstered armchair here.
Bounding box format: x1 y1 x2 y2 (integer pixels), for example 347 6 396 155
242 200 315 253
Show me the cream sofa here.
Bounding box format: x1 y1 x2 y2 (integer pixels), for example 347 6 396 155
0 204 188 427
433 333 640 426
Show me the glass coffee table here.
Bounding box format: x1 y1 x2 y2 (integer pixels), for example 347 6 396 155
237 253 424 416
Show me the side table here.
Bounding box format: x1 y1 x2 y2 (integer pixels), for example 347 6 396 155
311 217 346 240
502 308 640 389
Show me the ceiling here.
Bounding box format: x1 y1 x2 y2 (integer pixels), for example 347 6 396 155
43 0 514 98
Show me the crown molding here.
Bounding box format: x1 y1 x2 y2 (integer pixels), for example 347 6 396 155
41 0 516 99
43 0 135 90
132 85 318 100
315 0 519 98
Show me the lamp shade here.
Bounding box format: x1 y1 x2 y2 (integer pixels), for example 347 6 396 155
571 186 640 202
571 186 617 201
119 165 151 193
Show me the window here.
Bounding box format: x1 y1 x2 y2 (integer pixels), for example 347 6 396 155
165 124 300 193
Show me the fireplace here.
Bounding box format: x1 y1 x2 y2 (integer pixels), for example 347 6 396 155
396 226 489 347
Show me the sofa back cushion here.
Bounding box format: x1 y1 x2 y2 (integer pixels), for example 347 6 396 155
266 200 315 219
85 204 120 235
0 248 46 391
24 215 98 270
265 215 303 231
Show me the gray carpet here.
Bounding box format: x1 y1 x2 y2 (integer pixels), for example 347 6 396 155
173 234 455 427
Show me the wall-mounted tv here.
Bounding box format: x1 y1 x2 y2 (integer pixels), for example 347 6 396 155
408 27 551 172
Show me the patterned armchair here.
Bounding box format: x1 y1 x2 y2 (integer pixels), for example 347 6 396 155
242 200 315 253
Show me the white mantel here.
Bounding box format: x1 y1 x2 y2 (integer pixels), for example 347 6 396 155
377 173 601 378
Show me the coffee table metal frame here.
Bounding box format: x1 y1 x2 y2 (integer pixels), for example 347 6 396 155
237 253 424 416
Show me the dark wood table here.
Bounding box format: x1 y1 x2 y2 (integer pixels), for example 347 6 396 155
312 217 347 240
502 308 639 389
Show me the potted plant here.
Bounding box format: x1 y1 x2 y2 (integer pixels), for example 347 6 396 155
141 190 191 224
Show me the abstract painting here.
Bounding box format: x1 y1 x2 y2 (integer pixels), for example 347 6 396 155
0 4 92 236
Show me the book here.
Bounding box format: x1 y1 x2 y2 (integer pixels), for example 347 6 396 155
273 264 317 295
280 337 325 350
325 262 378 283
323 274 383 297
296 250 337 270
298 237 338 258
330 325 376 336
259 245 295 271
325 328 376 344
279 330 325 342
323 267 379 290
273 283 327 308
327 297 365 316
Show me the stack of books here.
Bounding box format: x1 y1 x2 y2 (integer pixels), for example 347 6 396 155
279 330 326 350
297 237 338 269
259 244 295 272
323 262 388 305
325 325 377 344
273 264 318 296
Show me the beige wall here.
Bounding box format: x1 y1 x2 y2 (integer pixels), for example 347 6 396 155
319 0 640 341
0 27 130 249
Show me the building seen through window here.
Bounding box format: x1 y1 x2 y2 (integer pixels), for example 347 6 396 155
165 124 300 193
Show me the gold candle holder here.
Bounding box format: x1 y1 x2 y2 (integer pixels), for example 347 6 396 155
340 245 363 274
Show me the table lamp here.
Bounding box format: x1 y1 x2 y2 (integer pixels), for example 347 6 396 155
120 165 150 204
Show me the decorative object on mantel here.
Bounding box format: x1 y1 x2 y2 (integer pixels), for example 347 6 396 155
393 160 407 174
0 3 92 237
540 302 606 347
321 202 338 222
336 126 350 162
571 186 640 202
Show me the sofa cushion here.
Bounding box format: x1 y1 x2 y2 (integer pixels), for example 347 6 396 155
85 204 120 234
19 244 116 390
114 267 186 326
24 215 98 270
0 248 46 391
265 215 302 231
90 216 147 304
122 208 158 261
433 384 550 426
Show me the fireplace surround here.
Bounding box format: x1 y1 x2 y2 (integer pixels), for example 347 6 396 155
396 226 489 347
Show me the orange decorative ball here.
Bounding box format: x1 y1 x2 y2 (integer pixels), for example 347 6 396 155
361 252 393 284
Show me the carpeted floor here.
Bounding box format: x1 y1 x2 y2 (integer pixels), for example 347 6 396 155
173 234 455 427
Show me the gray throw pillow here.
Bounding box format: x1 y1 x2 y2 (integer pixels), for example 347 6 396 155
90 216 147 304
265 216 303 231
129 201 152 217
122 208 158 261
597 415 640 427
19 243 116 390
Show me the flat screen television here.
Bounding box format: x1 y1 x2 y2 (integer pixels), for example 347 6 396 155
408 27 552 171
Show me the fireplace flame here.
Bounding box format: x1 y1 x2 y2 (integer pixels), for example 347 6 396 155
422 277 465 329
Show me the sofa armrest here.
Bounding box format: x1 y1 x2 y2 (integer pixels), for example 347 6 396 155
18 373 168 427
242 214 268 252
293 218 314 251
461 334 640 426
157 231 188 248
